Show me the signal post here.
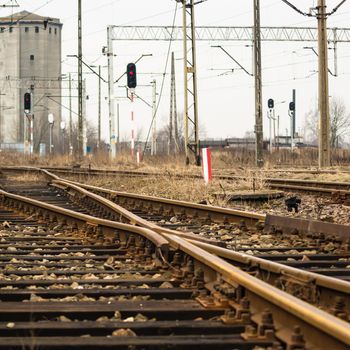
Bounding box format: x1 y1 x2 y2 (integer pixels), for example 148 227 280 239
24 91 34 156
127 63 137 158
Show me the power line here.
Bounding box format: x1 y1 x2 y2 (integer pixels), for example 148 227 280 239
281 0 349 17
328 0 348 15
280 0 312 17
142 1 178 157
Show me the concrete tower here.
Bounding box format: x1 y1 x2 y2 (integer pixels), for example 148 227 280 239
0 10 62 153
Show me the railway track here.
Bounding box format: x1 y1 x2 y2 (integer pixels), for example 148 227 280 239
1 169 350 314
1 177 349 348
22 165 350 197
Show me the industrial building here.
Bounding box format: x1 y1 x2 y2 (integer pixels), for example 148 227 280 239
0 10 62 153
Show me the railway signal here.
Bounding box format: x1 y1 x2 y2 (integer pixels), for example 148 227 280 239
127 63 137 88
24 92 31 113
288 100 296 150
267 98 275 153
267 98 274 109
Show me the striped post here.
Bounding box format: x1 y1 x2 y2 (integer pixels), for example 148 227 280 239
202 148 212 184
130 92 135 157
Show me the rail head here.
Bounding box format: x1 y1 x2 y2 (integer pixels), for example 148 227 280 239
62 180 266 222
0 189 169 253
51 179 224 247
167 235 350 349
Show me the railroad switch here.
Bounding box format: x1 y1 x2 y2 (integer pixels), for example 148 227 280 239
285 196 301 212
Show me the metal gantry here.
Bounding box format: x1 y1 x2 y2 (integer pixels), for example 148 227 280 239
108 25 350 42
107 24 350 165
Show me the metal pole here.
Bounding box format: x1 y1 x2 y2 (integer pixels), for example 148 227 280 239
62 129 65 155
97 65 101 149
290 111 294 150
82 79 87 156
30 88 34 156
117 103 120 151
253 0 264 167
333 28 338 77
189 0 200 165
169 52 174 155
107 26 116 159
69 73 73 155
292 89 296 137
0 92 2 147
273 109 276 149
77 0 83 159
181 1 189 164
268 111 272 153
130 91 135 157
317 0 331 167
49 124 53 155
277 115 280 152
151 79 157 156
29 117 34 156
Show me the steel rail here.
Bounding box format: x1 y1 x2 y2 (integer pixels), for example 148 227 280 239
0 189 169 253
1 167 350 347
37 166 350 192
189 240 350 301
167 235 350 349
3 166 350 239
58 180 265 225
52 178 350 312
51 179 223 246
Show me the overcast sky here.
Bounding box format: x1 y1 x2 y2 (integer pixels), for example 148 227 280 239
3 0 350 143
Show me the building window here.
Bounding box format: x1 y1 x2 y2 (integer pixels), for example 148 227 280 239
25 27 29 33
49 27 51 34
35 26 39 33
30 55 34 61
54 28 57 35
9 27 13 33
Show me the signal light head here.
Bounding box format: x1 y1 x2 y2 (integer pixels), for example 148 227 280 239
24 92 31 111
127 63 137 88
267 98 274 109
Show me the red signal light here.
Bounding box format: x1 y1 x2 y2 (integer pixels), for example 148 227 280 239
127 63 137 88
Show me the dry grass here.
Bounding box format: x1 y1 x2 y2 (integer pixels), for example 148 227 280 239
64 169 268 207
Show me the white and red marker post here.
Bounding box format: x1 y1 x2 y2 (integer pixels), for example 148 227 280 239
130 90 135 157
201 148 212 184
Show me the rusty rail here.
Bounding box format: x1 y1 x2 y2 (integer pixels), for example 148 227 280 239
1 167 350 348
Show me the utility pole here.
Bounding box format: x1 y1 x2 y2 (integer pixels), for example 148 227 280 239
97 65 101 149
178 0 201 165
317 0 331 167
169 52 174 155
107 27 116 160
151 79 157 156
169 52 178 154
253 0 264 167
83 79 87 156
77 0 83 159
68 73 73 155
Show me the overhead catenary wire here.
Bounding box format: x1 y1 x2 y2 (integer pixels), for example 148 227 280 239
142 1 178 157
281 0 348 17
